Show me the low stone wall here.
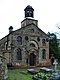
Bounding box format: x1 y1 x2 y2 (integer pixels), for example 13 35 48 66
0 55 8 80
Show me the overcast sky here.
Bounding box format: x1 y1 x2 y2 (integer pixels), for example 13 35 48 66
0 0 60 39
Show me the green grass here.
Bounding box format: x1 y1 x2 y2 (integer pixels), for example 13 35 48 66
7 64 60 80
8 69 33 80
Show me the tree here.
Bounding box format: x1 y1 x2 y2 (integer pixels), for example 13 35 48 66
47 32 59 59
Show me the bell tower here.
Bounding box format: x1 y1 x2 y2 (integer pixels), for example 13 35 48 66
24 5 34 18
21 5 38 27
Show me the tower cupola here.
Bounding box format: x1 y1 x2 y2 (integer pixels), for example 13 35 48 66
24 5 34 18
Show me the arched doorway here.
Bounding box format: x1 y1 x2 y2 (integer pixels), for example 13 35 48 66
27 40 39 66
29 53 36 66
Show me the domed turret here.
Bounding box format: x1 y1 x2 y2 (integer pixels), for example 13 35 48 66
24 5 34 18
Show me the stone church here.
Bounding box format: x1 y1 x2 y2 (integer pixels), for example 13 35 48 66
0 5 50 67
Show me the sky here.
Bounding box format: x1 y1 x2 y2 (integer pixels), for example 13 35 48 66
0 0 60 39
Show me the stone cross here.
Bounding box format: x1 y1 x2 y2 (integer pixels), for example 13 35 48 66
53 59 58 72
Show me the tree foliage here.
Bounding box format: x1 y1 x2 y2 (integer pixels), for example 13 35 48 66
47 32 60 60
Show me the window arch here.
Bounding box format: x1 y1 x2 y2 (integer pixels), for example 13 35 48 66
42 39 46 46
17 36 22 45
30 43 35 47
31 29 34 33
42 49 46 59
16 48 22 60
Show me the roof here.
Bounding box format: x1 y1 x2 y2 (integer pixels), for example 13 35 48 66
21 18 38 23
0 23 48 41
24 5 34 11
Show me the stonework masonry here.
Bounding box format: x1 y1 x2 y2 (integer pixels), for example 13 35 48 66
0 5 50 67
0 56 8 80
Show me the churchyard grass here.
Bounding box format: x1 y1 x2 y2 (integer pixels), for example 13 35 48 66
7 64 60 80
8 69 33 80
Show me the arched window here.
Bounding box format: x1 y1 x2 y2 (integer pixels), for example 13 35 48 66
30 43 35 47
25 36 28 40
5 42 8 50
37 37 40 41
31 29 34 33
46 38 49 42
42 39 46 46
17 36 22 45
16 48 22 60
42 49 46 59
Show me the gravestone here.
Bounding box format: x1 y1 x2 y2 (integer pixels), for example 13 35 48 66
53 59 58 72
0 55 8 80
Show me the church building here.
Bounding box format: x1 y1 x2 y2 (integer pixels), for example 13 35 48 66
0 5 50 67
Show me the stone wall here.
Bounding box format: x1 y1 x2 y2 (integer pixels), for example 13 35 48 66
0 56 8 80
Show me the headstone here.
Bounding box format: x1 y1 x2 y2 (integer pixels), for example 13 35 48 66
0 56 8 80
53 59 58 72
